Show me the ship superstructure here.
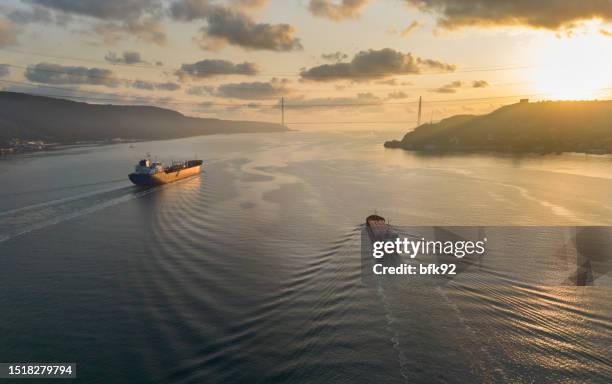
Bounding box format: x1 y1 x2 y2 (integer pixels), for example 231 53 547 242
128 159 203 186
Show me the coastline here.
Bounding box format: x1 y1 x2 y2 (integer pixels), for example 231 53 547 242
0 130 291 157
383 142 612 156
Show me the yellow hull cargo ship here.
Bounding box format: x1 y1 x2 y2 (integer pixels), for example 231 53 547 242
129 159 203 186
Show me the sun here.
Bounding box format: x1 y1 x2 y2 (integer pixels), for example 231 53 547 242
532 28 612 100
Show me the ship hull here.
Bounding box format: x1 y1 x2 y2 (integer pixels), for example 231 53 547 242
366 215 387 242
129 165 201 186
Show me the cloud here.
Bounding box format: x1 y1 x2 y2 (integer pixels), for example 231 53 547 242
213 78 292 99
430 80 462 93
187 85 214 95
123 17 166 44
176 59 259 79
170 0 268 21
130 80 155 90
105 51 145 64
131 80 181 91
284 93 383 111
405 0 612 30
376 78 412 86
400 20 420 36
0 64 9 78
0 17 18 47
155 82 181 91
472 80 489 88
388 21 421 36
231 0 269 10
308 0 371 21
321 51 348 62
300 48 456 81
30 0 161 21
25 62 119 87
196 7 302 51
169 0 211 21
388 91 410 99
94 16 166 45
29 1 166 44
8 5 70 25
170 0 300 51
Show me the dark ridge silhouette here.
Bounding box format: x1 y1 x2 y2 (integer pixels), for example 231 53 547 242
385 100 612 154
0 91 287 144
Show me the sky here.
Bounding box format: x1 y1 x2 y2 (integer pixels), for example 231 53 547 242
0 0 611 129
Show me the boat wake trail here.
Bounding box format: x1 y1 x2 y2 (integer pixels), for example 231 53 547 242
376 281 411 382
435 284 508 382
0 185 157 243
365 223 412 382
0 178 127 198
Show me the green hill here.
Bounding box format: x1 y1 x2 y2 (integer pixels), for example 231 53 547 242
385 100 612 154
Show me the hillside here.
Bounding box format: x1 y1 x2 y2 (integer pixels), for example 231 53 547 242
0 92 287 144
385 100 612 154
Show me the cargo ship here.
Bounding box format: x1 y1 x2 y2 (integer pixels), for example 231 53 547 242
366 214 388 242
128 159 203 186
365 213 402 268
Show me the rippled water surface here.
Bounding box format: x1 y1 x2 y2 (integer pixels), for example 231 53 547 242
1 131 611 383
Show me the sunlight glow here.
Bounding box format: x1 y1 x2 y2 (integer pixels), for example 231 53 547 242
532 27 612 100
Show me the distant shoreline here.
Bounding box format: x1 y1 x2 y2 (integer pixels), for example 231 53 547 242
385 100 612 156
0 91 288 147
0 130 292 157
384 141 612 156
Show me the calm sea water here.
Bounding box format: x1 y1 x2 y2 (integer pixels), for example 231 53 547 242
1 131 611 383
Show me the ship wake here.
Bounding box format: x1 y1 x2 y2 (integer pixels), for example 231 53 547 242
0 185 157 243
